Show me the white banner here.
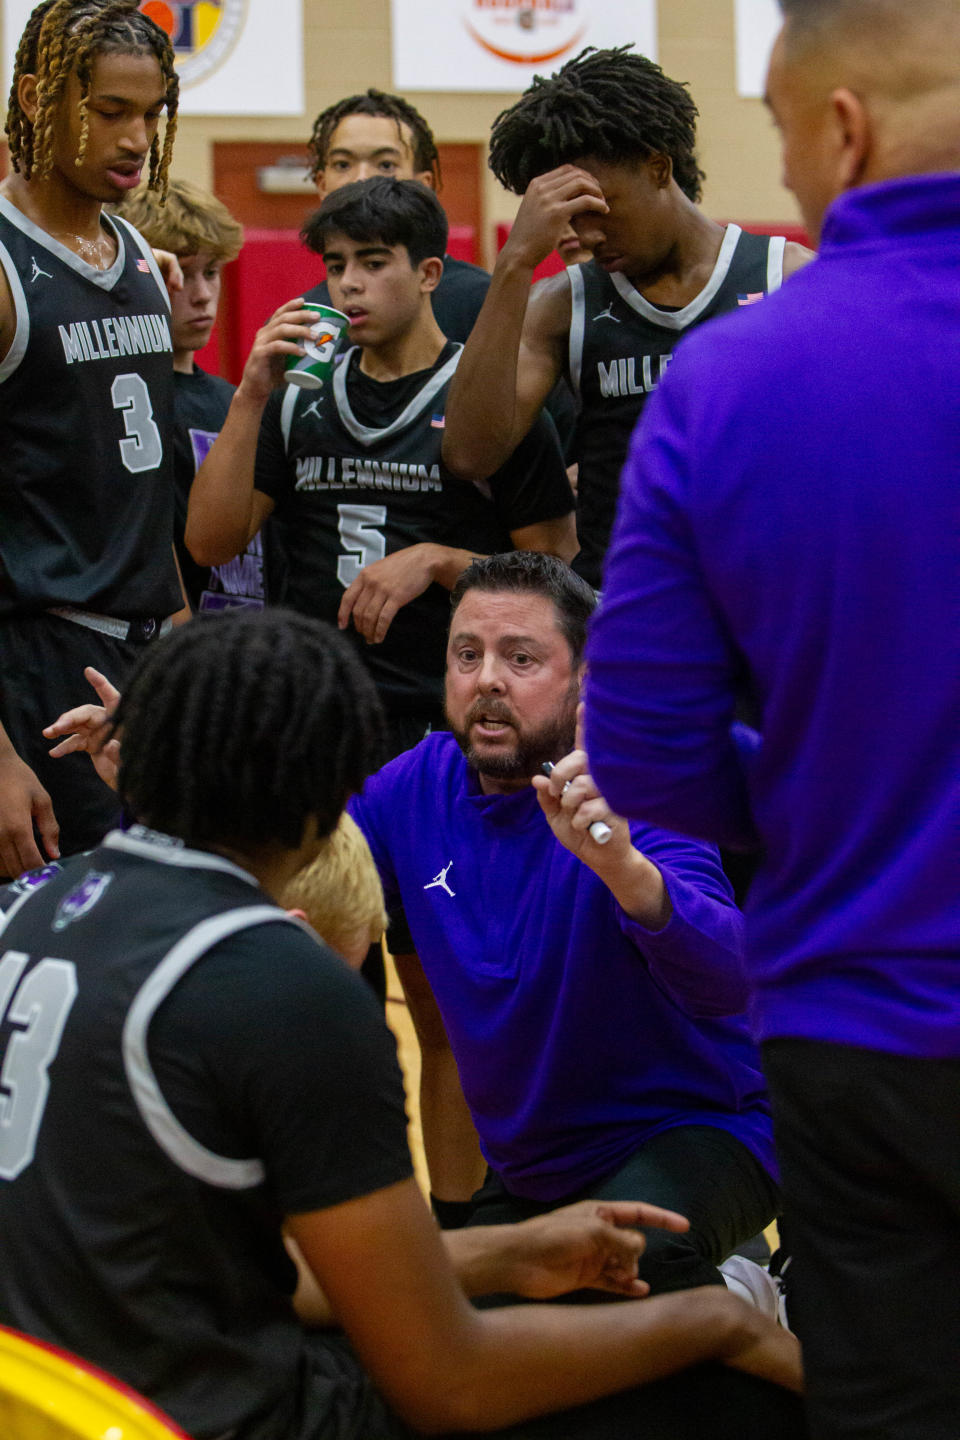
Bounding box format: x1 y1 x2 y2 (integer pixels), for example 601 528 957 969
734 0 782 98
391 0 657 94
2 0 304 116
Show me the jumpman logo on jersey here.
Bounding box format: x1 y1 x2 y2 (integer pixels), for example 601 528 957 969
593 303 620 323
302 399 324 420
30 257 53 283
424 862 456 898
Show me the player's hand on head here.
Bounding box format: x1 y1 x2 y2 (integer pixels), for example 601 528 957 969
238 298 323 403
43 667 122 792
504 165 608 270
337 543 439 644
502 1197 689 1300
152 248 183 293
0 749 59 876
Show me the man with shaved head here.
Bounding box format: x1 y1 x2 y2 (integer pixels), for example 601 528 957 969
584 1 960 1436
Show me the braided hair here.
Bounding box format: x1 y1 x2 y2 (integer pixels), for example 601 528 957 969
6 0 178 195
488 46 704 204
307 87 441 188
113 610 385 853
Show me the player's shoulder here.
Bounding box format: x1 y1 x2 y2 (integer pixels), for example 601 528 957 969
189 366 236 404
441 255 490 287
0 860 71 922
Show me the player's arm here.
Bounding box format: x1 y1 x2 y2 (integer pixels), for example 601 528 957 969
393 951 487 1207
510 513 578 567
442 165 607 481
287 1191 678 1326
185 298 315 565
0 722 59 878
782 240 816 277
288 1177 801 1433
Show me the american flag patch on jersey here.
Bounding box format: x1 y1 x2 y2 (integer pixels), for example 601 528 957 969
737 292 764 306
430 414 445 428
136 258 151 272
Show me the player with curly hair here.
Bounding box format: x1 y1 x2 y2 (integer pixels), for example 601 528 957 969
443 46 813 589
0 0 182 879
302 87 491 344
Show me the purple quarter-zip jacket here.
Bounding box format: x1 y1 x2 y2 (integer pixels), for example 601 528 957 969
351 732 774 1203
586 176 960 1059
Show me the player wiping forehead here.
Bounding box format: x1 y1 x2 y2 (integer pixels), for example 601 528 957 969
442 45 813 588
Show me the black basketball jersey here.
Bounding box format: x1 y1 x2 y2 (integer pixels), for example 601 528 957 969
0 827 411 1439
568 226 784 587
255 342 573 716
0 200 180 618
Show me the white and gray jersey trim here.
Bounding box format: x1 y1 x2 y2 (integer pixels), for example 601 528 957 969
0 199 170 385
102 827 303 1191
122 904 302 1190
0 234 29 385
281 343 463 450
566 226 786 400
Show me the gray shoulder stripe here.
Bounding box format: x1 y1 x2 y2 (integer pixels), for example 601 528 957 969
567 264 585 399
123 906 300 1189
333 345 463 446
766 234 786 293
112 214 171 312
0 237 29 384
102 830 259 885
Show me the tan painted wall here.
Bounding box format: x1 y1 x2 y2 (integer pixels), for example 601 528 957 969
1 0 800 260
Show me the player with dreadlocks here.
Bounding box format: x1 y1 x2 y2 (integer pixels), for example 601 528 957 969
0 0 183 880
301 87 491 344
443 46 813 590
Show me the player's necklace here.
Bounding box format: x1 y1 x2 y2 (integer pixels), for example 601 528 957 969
52 228 112 269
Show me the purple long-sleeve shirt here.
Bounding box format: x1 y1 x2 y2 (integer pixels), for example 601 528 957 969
586 176 960 1060
351 732 774 1203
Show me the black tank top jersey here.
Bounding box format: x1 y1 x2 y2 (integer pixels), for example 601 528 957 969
0 828 411 1439
0 199 181 619
255 342 572 716
568 226 785 587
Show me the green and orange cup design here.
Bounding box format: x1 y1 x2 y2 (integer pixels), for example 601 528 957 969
284 303 350 389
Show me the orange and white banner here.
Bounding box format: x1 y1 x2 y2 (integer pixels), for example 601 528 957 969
734 0 782 98
2 0 304 115
391 0 656 93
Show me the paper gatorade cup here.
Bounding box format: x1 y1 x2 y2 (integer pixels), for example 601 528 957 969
284 303 349 389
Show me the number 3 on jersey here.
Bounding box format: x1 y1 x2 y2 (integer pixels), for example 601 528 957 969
337 504 387 588
111 372 164 474
0 951 77 1180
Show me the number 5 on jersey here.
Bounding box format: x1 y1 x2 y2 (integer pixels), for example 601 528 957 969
0 951 77 1180
337 504 387 588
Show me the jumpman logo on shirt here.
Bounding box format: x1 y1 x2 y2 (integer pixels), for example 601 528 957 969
424 862 455 898
593 303 620 323
30 257 53 283
302 399 324 420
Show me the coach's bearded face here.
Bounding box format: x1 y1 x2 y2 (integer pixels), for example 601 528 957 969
444 589 581 792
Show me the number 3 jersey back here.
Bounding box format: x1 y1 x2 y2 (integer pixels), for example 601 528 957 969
0 199 181 620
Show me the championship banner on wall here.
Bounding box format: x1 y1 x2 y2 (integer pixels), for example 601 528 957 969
2 0 304 115
391 0 657 93
734 0 782 98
